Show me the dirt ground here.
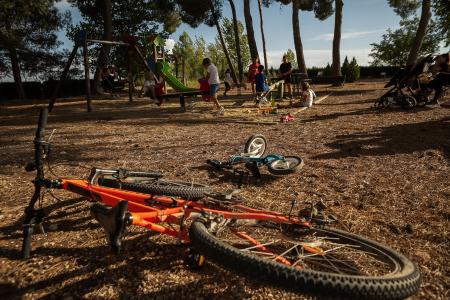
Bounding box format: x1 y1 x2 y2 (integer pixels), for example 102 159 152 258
0 80 449 299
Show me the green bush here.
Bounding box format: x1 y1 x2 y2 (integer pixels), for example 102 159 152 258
341 56 350 80
323 63 332 76
346 57 360 82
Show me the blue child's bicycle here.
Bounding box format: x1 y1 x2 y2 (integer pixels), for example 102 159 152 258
207 135 303 180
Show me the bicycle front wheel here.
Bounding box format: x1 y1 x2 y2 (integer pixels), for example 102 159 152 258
98 177 211 200
267 156 303 175
189 219 421 299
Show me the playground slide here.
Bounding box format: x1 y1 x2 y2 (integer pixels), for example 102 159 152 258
156 61 198 92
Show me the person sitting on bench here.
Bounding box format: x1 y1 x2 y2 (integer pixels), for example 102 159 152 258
143 71 165 106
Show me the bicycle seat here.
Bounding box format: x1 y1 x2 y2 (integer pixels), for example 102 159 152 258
90 200 132 254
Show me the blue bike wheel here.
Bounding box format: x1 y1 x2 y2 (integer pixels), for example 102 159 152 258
267 156 303 175
244 134 267 157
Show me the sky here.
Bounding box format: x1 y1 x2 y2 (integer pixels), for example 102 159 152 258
53 0 447 69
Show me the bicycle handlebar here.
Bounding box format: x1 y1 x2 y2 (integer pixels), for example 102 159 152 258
23 108 49 259
35 108 48 141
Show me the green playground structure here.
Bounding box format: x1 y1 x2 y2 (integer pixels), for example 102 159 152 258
156 61 198 92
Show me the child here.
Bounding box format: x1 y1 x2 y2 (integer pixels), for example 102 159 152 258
247 57 260 96
255 65 269 94
202 58 224 114
143 71 164 105
223 69 232 96
143 71 156 98
255 65 270 106
301 81 316 108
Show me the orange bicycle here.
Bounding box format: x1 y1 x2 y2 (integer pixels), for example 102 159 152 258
22 108 421 299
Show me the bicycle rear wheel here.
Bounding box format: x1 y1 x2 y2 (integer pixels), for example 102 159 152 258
189 219 421 299
98 177 211 200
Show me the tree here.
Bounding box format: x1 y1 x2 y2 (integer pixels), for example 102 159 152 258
388 0 432 66
176 0 238 85
69 0 179 91
258 0 269 71
207 41 227 76
284 49 297 69
192 37 208 79
323 63 332 76
243 0 259 61
432 0 450 47
341 56 349 78
0 0 69 99
228 0 243 86
332 0 343 77
277 0 334 74
369 17 440 66
173 32 194 84
220 18 251 77
346 57 360 82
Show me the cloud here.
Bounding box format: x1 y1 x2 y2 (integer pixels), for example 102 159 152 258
312 30 382 41
165 39 176 54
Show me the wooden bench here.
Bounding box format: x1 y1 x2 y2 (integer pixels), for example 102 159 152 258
270 74 312 98
311 75 345 86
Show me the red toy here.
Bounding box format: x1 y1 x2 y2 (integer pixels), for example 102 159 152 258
198 78 211 102
280 113 295 123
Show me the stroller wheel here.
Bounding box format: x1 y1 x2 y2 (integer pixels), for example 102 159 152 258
416 94 428 107
376 96 390 108
401 96 417 109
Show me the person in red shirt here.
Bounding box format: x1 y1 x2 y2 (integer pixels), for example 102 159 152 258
247 56 260 96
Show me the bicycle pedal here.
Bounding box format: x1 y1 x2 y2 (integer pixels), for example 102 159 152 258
90 201 132 254
221 189 241 200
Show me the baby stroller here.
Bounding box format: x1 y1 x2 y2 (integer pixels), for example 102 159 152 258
375 55 434 109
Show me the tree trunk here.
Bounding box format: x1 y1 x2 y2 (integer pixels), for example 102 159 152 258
332 0 343 76
406 0 431 66
243 0 259 61
9 48 25 100
93 0 113 93
292 0 307 74
258 0 268 72
229 0 243 86
182 58 186 85
215 17 238 85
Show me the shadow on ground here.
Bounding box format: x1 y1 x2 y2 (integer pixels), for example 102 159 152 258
313 116 450 159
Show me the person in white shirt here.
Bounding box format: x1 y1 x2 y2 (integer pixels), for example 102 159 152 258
202 58 224 114
301 81 316 108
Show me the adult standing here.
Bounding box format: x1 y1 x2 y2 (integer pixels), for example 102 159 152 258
247 56 260 96
279 55 293 99
202 58 224 114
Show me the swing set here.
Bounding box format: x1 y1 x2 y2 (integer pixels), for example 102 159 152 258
48 31 155 112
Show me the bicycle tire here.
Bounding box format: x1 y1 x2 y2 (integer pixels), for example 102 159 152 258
98 177 211 200
244 135 268 158
267 156 303 175
401 96 417 109
190 220 421 299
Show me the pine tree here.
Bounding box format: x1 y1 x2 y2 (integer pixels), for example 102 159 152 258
0 0 70 99
341 56 350 81
347 57 360 82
